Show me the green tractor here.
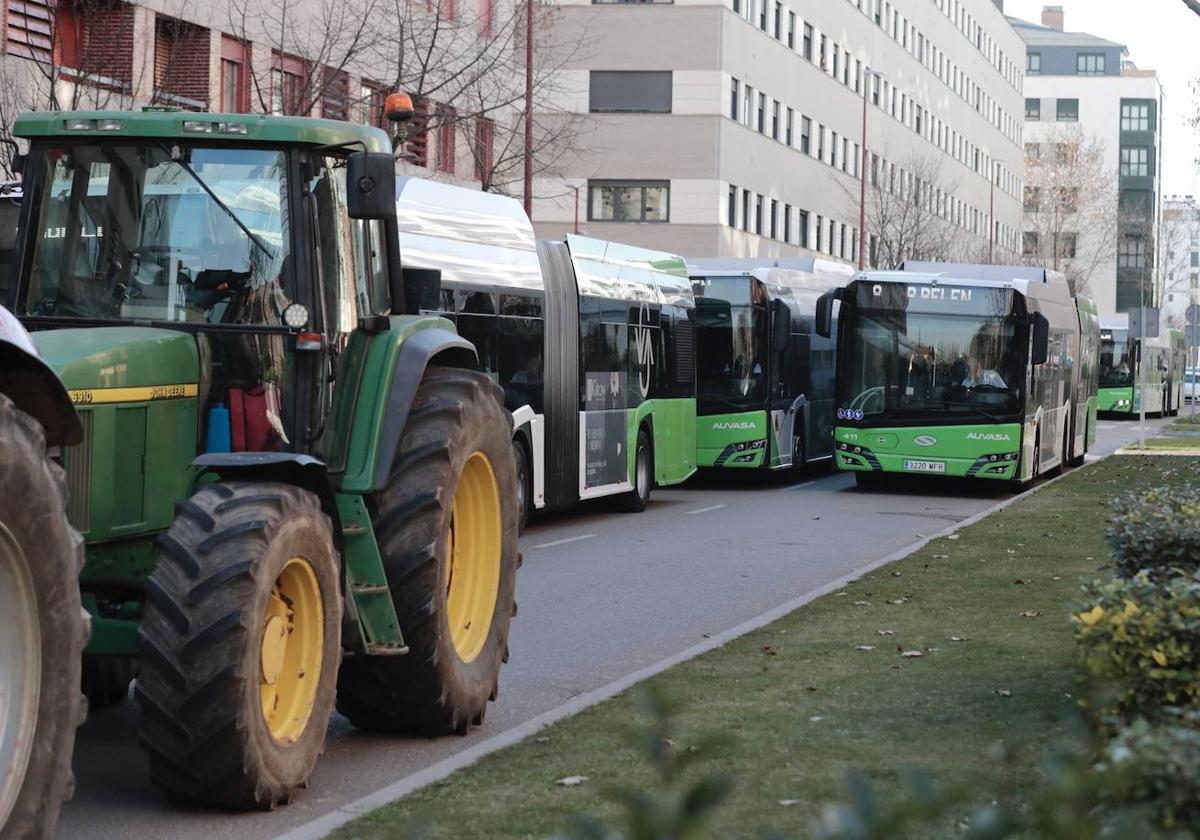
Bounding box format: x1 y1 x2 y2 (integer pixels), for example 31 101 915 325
5 105 520 810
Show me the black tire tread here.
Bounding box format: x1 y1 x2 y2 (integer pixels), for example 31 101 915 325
135 482 341 811
0 395 88 840
336 367 519 735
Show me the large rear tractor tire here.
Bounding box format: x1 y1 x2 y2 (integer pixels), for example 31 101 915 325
0 395 87 840
337 367 520 735
135 483 342 810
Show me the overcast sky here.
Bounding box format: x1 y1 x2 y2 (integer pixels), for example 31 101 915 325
1003 0 1200 197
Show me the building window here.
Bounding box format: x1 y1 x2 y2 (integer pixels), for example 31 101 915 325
800 116 811 154
220 37 248 113
758 0 767 30
787 11 795 49
436 103 457 174
406 97 431 166
1059 233 1078 259
783 204 792 243
1120 146 1149 177
785 107 793 146
1056 98 1079 122
1118 236 1146 268
816 215 824 251
803 23 813 61
1121 101 1151 132
773 2 781 39
1022 232 1039 257
321 68 349 120
770 199 778 238
798 209 809 247
742 188 751 230
473 116 494 181
728 185 737 227
756 92 765 133
588 180 669 222
359 82 387 128
743 85 753 125
1027 52 1041 74
771 100 780 140
730 77 739 120
1077 52 1105 75
271 52 305 115
1025 98 1040 120
589 70 672 113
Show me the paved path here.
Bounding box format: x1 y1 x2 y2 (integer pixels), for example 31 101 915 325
57 417 1170 839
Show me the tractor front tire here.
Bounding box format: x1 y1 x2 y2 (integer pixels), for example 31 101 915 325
337 367 520 735
136 483 342 810
0 395 87 840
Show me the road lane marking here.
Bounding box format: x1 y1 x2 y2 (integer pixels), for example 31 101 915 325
685 504 726 516
532 533 597 549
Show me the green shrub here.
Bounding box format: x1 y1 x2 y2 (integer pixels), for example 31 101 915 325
1073 572 1200 723
1107 487 1200 580
1106 714 1200 831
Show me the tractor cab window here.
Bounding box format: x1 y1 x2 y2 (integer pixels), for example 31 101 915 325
22 144 293 327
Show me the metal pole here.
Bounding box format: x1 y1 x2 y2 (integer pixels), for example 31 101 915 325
522 0 534 218
574 186 579 234
1139 324 1147 448
858 70 869 270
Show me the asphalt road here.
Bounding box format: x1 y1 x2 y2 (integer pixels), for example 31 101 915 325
57 417 1168 840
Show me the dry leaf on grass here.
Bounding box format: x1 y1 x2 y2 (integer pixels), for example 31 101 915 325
1019 610 1042 618
995 689 1012 698
556 776 589 787
778 799 800 807
900 650 924 658
878 629 896 636
855 645 876 652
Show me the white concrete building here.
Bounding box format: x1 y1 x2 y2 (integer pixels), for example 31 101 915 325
1013 6 1163 317
1162 195 1200 330
533 0 1027 265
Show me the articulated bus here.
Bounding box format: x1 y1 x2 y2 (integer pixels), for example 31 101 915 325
393 178 696 522
1098 316 1184 417
688 259 853 472
817 262 1100 487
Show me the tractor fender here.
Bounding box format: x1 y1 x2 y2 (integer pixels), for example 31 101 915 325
370 326 477 493
193 452 339 529
0 305 81 446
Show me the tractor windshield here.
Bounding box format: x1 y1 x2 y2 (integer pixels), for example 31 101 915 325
19 143 292 325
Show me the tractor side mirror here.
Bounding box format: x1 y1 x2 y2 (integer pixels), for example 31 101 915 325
402 267 441 315
815 289 837 338
347 151 397 220
1031 312 1050 365
771 298 792 352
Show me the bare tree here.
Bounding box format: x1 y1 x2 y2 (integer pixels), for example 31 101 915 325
1021 123 1117 297
850 148 962 269
1159 201 1194 325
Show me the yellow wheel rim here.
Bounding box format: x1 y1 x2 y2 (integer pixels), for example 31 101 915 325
259 557 323 744
446 452 503 663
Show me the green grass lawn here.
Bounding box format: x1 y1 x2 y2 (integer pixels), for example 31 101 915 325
333 456 1200 840
1124 436 1200 451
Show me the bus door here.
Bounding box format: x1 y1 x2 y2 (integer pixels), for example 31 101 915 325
767 297 800 468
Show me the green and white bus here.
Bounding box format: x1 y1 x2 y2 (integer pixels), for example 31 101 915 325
817 262 1100 486
688 259 853 472
394 179 696 521
1098 317 1184 417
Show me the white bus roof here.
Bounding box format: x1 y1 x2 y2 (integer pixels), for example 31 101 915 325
394 176 543 292
562 234 692 308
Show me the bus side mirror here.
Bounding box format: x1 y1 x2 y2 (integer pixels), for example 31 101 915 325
771 299 792 352
815 290 837 338
347 151 397 220
1031 313 1050 365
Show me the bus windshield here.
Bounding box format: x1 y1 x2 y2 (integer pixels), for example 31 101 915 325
841 309 1025 422
1099 329 1134 387
20 143 292 324
695 298 768 414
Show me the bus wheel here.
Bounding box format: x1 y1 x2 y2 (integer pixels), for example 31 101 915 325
512 438 530 534
790 430 806 476
619 429 652 513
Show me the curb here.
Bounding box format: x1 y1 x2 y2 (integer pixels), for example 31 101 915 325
275 461 1090 840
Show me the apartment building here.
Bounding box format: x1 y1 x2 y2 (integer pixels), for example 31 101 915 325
1013 6 1163 316
0 0 512 188
532 0 1027 265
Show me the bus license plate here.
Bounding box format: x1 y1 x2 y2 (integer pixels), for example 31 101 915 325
903 459 946 473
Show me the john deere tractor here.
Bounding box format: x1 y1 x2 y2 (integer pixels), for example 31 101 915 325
5 104 520 810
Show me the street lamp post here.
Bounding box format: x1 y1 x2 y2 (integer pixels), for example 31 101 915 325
523 0 534 218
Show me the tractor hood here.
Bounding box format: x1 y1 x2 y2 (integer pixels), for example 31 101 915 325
31 327 199 396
